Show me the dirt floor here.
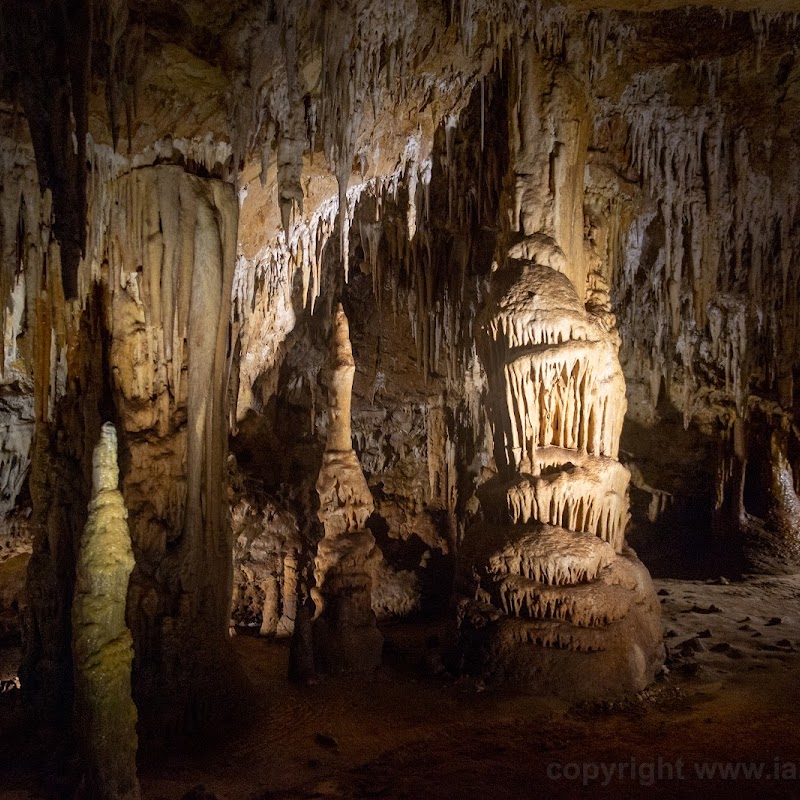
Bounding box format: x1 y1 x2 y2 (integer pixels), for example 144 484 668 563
2 574 800 799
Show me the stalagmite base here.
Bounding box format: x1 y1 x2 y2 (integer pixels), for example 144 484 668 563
72 423 139 800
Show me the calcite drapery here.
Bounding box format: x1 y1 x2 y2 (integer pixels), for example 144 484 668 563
312 304 383 673
104 166 240 732
457 240 663 698
72 422 139 800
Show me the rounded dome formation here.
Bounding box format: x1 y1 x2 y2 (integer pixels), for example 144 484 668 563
479 244 600 352
490 260 585 320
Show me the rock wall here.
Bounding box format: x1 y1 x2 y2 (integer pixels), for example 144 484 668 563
587 13 800 573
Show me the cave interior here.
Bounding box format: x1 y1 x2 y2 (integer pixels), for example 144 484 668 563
1 1 800 798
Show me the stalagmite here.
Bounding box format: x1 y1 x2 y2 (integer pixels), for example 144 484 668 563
456 238 663 698
260 575 280 636
766 431 800 556
312 304 383 673
71 423 139 800
277 548 299 637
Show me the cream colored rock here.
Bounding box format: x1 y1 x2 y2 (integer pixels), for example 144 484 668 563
458 239 663 698
316 450 375 541
502 456 631 551
478 257 627 474
71 423 139 800
325 304 357 453
20 163 242 734
486 524 616 588
229 496 302 636
277 549 300 637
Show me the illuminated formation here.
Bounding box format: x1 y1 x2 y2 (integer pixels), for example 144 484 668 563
312 304 383 673
71 423 140 800
457 238 664 697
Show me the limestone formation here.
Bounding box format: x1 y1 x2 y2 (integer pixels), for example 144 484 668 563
229 497 302 636
312 304 383 673
71 423 139 800
21 164 241 733
0 2 799 780
457 244 663 698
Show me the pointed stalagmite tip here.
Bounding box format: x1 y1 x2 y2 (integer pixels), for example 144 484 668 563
333 303 354 363
92 422 120 495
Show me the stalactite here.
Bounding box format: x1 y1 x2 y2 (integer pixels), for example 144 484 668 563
95 0 144 154
0 0 93 298
318 0 418 276
614 65 800 427
235 40 508 444
0 132 40 515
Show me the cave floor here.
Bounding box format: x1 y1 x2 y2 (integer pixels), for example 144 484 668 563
2 575 800 800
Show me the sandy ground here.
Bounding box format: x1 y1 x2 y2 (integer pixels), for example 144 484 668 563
1 574 800 799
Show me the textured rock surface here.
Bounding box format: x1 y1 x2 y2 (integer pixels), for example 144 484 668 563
229 496 301 636
0 549 28 643
71 423 139 800
19 162 241 733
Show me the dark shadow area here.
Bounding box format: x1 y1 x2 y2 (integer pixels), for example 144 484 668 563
620 396 721 580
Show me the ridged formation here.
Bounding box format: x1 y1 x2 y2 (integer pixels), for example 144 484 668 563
312 304 383 673
71 423 140 800
457 241 663 698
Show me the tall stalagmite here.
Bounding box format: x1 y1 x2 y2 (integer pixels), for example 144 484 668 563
72 422 139 800
456 239 664 696
455 43 662 697
312 304 383 673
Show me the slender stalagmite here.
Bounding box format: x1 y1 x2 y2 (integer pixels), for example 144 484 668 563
312 304 383 673
72 422 139 800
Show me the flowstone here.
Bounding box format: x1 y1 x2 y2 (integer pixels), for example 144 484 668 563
456 243 663 699
71 423 139 800
311 304 383 673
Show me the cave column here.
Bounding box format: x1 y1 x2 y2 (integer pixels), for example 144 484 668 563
505 44 591 299
455 41 663 697
23 165 241 734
